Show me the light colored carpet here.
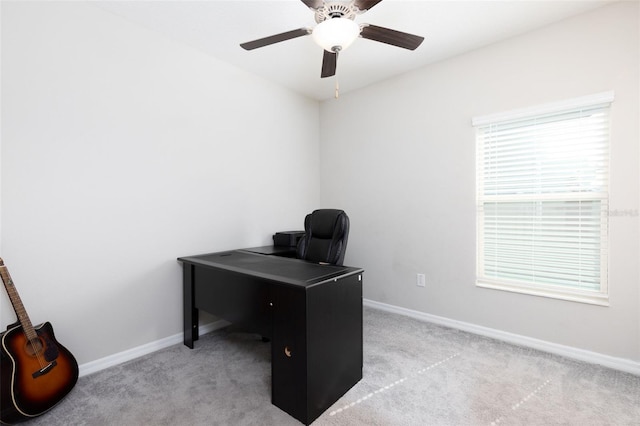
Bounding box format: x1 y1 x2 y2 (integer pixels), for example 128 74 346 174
30 307 640 425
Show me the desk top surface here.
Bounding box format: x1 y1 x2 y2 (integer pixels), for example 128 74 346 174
178 250 363 288
242 245 296 256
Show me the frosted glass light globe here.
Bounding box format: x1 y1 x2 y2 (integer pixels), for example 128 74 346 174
312 18 360 52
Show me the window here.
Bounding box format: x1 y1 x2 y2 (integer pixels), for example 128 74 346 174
473 92 613 305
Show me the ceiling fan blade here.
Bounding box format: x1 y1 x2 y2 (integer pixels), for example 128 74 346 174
360 24 424 50
353 0 385 12
300 0 324 9
321 50 337 78
240 28 311 50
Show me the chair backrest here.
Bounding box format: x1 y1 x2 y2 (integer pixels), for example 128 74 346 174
296 209 350 266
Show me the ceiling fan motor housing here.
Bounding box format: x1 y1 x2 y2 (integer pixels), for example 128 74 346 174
314 2 359 23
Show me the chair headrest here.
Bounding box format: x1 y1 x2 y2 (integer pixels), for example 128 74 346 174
308 209 347 239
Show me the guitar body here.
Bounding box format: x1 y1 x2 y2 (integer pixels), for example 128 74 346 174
0 321 78 425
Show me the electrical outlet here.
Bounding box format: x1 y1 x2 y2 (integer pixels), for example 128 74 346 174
416 273 426 287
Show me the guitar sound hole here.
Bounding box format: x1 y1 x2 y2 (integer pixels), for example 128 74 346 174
25 338 44 357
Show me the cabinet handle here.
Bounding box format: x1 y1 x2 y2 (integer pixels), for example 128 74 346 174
284 346 292 358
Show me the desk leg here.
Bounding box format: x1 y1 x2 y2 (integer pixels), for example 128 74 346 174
183 263 199 349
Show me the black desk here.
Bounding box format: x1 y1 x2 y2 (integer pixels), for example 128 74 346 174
178 250 364 425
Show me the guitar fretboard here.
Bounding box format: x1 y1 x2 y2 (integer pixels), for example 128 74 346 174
0 259 38 343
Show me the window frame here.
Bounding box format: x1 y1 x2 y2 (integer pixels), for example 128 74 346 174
473 92 614 306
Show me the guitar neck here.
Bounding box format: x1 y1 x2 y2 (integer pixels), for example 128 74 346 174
0 258 38 342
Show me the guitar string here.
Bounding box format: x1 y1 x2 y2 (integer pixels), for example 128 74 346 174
1 265 48 370
14 290 48 369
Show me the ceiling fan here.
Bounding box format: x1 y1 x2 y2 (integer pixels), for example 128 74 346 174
240 0 424 79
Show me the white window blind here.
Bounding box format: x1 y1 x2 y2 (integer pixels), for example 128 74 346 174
474 92 613 305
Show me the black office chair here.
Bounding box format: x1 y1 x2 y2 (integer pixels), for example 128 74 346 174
296 209 350 266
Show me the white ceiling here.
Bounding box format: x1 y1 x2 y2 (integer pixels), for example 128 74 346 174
93 0 612 101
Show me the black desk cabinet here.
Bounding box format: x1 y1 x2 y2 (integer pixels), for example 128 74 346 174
179 250 364 425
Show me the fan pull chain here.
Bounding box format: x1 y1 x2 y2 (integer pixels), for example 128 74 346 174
334 49 340 99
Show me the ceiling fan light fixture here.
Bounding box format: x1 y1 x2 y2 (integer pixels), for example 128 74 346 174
312 18 360 52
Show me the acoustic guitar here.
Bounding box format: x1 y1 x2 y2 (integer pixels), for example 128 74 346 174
0 258 78 425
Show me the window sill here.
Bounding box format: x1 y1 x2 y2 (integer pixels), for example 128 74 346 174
476 279 610 307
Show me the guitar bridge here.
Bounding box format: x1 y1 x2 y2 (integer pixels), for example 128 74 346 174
32 360 57 378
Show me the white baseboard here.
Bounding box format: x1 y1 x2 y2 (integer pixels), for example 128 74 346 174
363 299 640 376
79 302 639 378
79 319 229 377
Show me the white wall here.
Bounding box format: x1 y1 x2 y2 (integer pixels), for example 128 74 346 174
320 1 640 362
1 2 320 364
